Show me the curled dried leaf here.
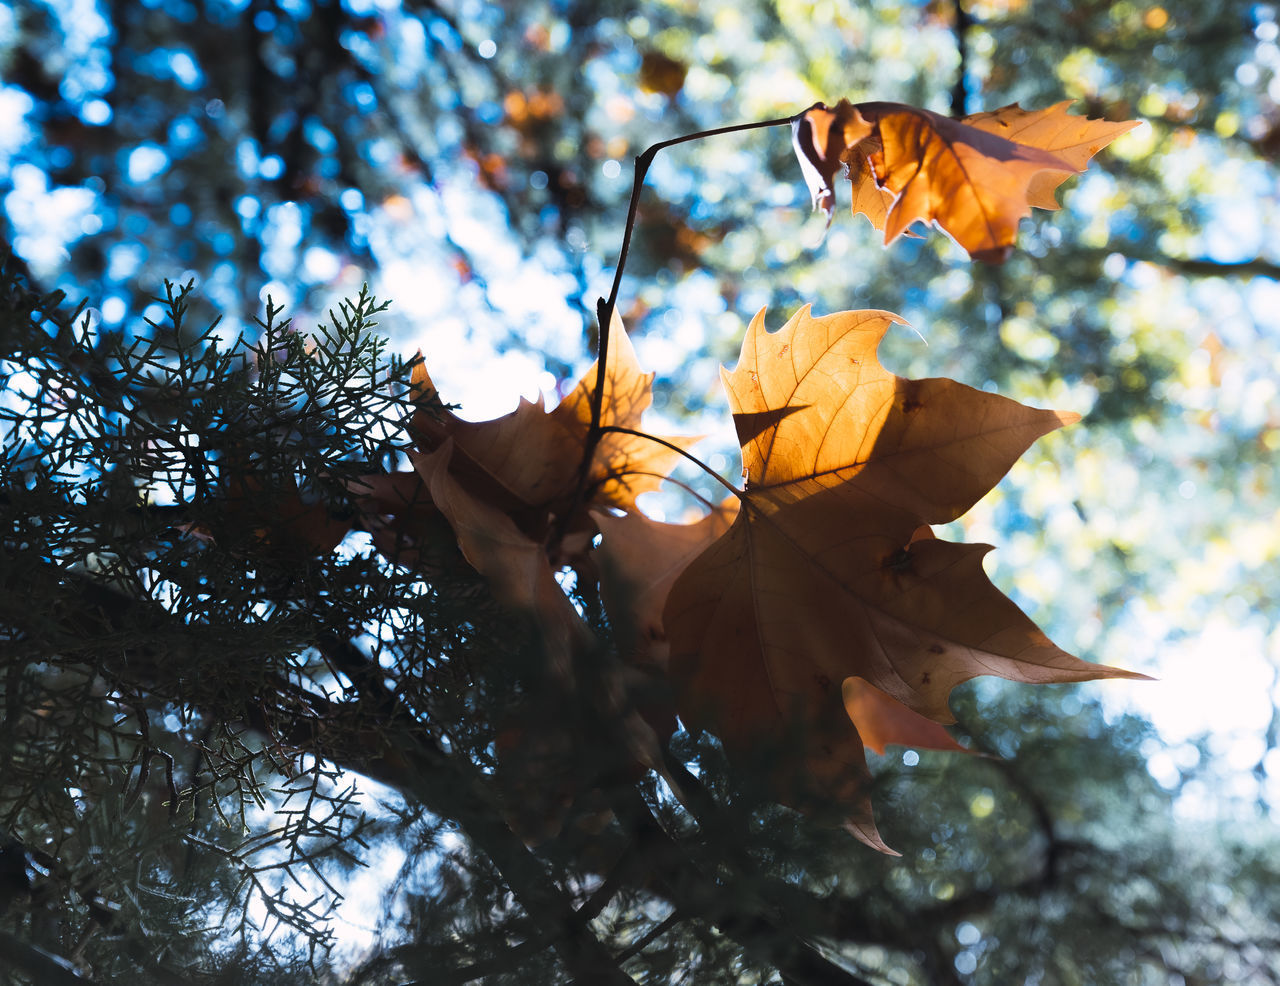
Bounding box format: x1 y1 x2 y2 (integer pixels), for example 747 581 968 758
791 99 1138 261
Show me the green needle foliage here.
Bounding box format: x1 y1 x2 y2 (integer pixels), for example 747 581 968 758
2 1 1280 984
2 257 1277 985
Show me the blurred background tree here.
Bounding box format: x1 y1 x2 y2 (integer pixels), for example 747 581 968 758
2 0 1280 983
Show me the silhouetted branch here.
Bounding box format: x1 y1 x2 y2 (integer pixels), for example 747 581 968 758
951 0 972 118
0 929 99 986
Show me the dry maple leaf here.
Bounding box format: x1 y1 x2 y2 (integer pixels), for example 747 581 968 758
841 678 968 757
593 500 964 756
413 439 593 675
791 97 850 220
210 464 352 556
664 305 1147 849
593 499 740 671
792 99 1137 261
962 100 1141 210
592 500 740 742
416 440 669 824
410 310 696 530
839 526 972 758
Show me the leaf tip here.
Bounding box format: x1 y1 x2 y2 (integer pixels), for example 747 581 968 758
843 817 900 856
1104 666 1157 682
409 348 432 393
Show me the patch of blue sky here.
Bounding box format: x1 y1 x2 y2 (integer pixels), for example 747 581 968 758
374 180 600 380
107 242 148 282
1246 276 1280 341
40 0 112 85
345 79 378 114
126 143 170 183
263 203 305 281
340 26 381 68
1196 164 1271 263
425 13 462 53
99 296 127 326
167 115 205 155
0 367 42 435
303 245 342 284
473 100 502 125
4 162 98 275
236 137 263 179
235 194 261 221
0 86 34 167
304 119 338 155
1192 275 1271 350
364 136 396 167
1110 614 1278 814
342 0 401 14
80 98 112 125
1065 170 1117 230
134 47 204 89
388 13 428 81
258 279 297 313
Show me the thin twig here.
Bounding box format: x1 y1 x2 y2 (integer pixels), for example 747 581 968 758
562 114 795 544
597 425 741 497
951 0 972 118
0 930 99 986
613 909 682 964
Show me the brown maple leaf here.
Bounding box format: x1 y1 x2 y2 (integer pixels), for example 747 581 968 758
842 678 968 757
593 499 740 671
592 500 740 743
792 99 1137 261
209 463 352 556
961 101 1141 210
840 526 971 758
664 306 1147 849
413 439 593 674
416 440 669 822
410 310 696 532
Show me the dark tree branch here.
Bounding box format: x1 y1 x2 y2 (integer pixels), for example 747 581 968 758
299 639 638 986
1105 246 1280 281
558 114 794 547
0 929 99 986
951 0 972 118
8 554 888 986
0 556 633 984
607 788 882 986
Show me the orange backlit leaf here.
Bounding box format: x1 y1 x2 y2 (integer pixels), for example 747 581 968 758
414 439 592 675
791 99 1137 261
409 311 696 530
593 498 740 671
961 101 1141 209
665 306 1148 849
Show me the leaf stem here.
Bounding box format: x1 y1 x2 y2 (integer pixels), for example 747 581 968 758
597 114 798 347
598 425 740 498
567 113 796 536
647 473 719 514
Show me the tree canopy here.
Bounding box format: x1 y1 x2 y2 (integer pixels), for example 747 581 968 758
2 1 1279 984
